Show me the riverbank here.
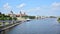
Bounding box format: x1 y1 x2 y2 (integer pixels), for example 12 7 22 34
0 19 31 32
0 22 21 31
0 22 23 31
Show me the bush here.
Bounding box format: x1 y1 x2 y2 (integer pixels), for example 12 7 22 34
9 17 12 20
28 16 35 19
22 16 35 19
57 18 60 23
13 17 17 20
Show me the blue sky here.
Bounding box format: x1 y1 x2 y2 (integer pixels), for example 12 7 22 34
0 0 60 16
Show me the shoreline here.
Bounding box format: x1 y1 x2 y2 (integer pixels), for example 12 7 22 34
0 22 21 32
0 19 31 32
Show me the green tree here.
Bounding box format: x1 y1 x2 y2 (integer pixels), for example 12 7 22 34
13 17 17 20
9 17 12 20
0 12 2 15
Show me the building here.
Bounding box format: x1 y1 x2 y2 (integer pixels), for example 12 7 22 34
16 11 27 17
8 11 27 17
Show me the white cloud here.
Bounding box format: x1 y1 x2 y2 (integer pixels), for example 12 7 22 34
25 2 60 16
51 2 60 10
27 7 41 12
3 3 12 10
26 2 60 13
52 2 60 7
17 3 26 9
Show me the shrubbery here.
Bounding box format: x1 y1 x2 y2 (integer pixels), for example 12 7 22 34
22 16 35 19
0 13 17 20
57 18 60 23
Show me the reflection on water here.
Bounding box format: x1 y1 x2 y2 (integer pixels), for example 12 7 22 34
0 29 9 34
0 18 60 34
0 25 17 34
0 30 8 34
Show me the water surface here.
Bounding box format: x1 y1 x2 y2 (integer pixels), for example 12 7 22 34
1 18 60 34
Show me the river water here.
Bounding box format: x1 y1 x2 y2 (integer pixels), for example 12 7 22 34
0 18 60 34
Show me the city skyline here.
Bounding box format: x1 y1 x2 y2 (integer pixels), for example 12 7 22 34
0 0 60 16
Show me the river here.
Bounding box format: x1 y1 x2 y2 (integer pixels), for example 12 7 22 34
0 18 60 34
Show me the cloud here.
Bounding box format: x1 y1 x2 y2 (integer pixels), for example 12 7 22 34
25 2 60 16
27 7 41 12
26 2 60 13
3 3 12 10
51 2 60 10
16 3 26 9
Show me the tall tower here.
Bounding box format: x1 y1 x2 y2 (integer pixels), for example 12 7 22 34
20 11 22 17
10 10 16 17
10 10 13 14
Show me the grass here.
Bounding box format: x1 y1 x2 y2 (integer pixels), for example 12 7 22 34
58 20 60 23
17 17 26 20
0 22 9 25
0 22 9 28
57 18 60 23
0 22 2 26
0 22 3 28
0 23 1 24
5 22 9 25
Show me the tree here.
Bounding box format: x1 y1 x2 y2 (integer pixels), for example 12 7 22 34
0 12 2 15
9 17 12 20
13 17 17 20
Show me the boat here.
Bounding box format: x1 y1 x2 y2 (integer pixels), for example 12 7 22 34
26 18 31 21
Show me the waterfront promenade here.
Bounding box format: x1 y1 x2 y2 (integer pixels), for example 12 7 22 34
0 19 29 32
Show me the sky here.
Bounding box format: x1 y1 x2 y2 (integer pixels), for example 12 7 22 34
0 0 60 16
